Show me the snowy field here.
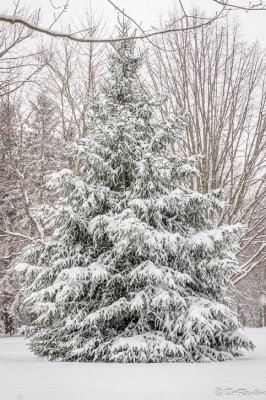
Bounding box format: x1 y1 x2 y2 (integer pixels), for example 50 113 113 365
0 328 265 400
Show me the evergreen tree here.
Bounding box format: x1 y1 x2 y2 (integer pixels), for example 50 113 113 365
0 99 24 335
28 93 59 202
16 23 253 362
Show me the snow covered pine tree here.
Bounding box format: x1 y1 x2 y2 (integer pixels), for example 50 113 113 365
15 23 253 362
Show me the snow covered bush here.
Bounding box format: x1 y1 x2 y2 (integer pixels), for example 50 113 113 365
15 23 254 362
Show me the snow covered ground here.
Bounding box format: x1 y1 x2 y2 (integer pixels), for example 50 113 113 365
0 328 265 400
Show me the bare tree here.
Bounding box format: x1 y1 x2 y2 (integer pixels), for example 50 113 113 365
0 8 45 97
145 15 266 324
43 39 105 143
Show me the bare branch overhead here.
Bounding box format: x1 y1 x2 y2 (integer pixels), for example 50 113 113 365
0 0 265 45
0 12 226 44
212 0 266 11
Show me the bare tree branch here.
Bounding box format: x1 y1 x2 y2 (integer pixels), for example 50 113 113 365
0 10 226 44
212 0 266 11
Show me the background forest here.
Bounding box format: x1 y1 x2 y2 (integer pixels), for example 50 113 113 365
0 2 265 335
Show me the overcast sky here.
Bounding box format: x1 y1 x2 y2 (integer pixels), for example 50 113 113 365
0 0 265 45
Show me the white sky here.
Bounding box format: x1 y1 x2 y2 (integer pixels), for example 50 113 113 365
0 0 265 45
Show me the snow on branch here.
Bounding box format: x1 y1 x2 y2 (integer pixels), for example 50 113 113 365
0 0 264 46
233 243 266 284
0 229 35 243
0 10 225 44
